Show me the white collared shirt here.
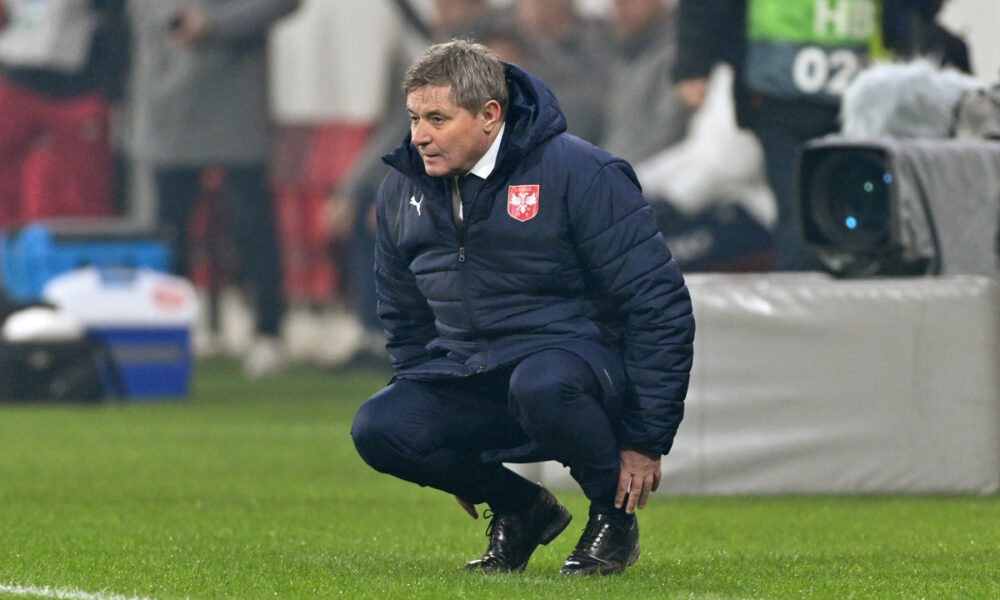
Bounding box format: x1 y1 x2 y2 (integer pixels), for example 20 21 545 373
468 122 505 179
453 123 506 223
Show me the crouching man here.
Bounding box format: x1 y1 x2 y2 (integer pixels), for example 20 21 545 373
351 39 694 575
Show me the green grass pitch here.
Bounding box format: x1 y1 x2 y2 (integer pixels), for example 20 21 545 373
1 359 998 599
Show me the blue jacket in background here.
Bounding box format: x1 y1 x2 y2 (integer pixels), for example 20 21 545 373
375 63 695 456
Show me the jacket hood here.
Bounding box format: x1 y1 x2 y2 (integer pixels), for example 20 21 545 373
383 62 568 183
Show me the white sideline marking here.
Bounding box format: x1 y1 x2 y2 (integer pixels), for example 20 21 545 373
0 583 159 600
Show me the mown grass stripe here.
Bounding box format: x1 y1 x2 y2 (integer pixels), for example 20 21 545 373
0 584 160 600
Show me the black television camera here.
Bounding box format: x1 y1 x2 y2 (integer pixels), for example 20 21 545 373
798 136 1000 278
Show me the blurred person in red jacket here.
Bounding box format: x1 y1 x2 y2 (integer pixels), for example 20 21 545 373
0 0 128 228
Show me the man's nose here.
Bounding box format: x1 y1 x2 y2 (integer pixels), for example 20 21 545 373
411 121 431 146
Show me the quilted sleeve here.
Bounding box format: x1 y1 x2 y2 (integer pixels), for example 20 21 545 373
570 161 695 454
374 178 438 372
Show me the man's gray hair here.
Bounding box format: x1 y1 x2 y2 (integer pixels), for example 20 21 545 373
402 39 509 116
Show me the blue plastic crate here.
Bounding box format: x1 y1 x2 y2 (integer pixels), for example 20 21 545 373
1 220 170 301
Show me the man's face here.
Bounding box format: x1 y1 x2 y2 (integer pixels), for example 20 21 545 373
407 84 493 178
515 0 573 38
432 0 488 37
611 0 665 40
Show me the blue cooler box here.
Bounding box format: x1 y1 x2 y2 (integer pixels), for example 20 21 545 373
42 267 198 399
1 219 170 301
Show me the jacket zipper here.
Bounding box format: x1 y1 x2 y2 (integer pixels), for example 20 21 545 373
457 193 470 263
458 218 481 373
455 184 481 362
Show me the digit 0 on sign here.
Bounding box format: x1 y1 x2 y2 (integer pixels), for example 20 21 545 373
793 47 829 94
792 47 860 96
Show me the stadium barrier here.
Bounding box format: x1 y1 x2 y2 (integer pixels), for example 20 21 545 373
517 273 1000 495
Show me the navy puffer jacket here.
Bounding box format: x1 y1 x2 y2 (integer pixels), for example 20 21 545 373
375 63 694 455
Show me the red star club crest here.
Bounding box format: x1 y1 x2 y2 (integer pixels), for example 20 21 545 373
507 185 539 222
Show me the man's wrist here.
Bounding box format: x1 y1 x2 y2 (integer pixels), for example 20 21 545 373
622 445 661 460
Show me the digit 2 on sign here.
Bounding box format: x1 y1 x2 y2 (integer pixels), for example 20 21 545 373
792 47 860 96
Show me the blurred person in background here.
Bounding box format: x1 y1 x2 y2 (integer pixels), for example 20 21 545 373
431 0 494 34
600 0 692 164
128 0 298 378
265 0 403 356
477 21 533 68
881 0 970 71
512 0 610 144
351 39 694 576
0 0 128 228
672 0 970 272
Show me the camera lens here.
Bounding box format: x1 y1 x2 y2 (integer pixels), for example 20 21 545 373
805 149 892 250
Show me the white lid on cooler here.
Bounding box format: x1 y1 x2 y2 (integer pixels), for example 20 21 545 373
42 266 198 327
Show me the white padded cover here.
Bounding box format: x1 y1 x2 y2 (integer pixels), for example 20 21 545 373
524 274 1000 494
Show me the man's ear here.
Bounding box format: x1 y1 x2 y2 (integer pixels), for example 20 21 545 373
481 100 503 133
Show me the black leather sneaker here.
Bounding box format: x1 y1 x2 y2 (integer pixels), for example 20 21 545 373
559 512 640 575
463 486 572 573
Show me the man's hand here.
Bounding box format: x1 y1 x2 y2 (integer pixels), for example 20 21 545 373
455 495 479 519
616 447 662 514
324 193 359 241
677 77 709 109
169 5 209 47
